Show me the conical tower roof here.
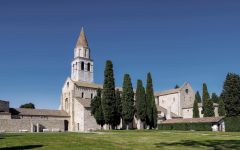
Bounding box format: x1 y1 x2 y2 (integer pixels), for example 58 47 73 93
76 27 88 48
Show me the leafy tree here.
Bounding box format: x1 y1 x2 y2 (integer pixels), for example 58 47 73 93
112 89 122 129
101 60 116 128
193 98 200 118
221 73 240 117
135 79 146 128
195 91 202 103
91 89 105 129
218 98 226 116
20 103 35 109
202 83 210 115
175 84 180 89
211 93 219 104
121 74 135 130
204 98 215 117
146 73 157 129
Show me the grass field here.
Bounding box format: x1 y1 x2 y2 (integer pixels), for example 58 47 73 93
1 130 240 150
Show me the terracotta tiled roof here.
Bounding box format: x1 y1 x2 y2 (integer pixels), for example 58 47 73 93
10 108 69 117
162 116 224 124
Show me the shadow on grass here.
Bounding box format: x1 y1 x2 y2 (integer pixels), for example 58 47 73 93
155 140 240 150
0 145 43 150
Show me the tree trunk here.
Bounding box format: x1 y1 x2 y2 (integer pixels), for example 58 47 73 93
126 123 129 130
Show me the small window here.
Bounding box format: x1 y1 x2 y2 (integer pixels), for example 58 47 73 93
87 63 91 71
82 92 84 98
67 82 69 88
91 93 93 99
81 62 84 70
185 89 189 94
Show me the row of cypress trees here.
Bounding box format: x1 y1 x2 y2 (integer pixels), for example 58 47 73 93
91 60 157 130
192 73 240 118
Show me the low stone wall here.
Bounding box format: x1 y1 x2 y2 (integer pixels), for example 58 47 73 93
0 119 65 133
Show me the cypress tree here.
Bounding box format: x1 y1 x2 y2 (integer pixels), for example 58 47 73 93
112 89 122 129
135 80 146 128
202 83 210 115
91 89 105 129
211 93 219 104
218 98 226 116
146 73 157 129
221 73 240 117
121 74 134 130
101 60 116 128
204 98 215 117
193 98 200 118
175 84 180 89
195 91 202 103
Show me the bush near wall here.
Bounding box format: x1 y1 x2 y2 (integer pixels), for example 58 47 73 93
158 122 212 131
224 116 240 132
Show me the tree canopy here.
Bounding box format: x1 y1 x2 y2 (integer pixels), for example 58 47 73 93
20 103 35 109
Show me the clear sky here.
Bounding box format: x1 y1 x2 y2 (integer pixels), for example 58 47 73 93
0 0 240 109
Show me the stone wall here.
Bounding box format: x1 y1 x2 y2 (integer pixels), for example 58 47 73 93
0 100 9 112
0 119 65 133
83 108 100 131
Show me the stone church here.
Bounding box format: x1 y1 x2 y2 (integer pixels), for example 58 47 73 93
0 28 219 133
59 28 219 132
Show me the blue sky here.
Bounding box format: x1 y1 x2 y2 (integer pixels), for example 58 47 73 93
0 0 240 109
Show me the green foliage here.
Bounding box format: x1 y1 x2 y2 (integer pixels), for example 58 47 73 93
224 116 240 132
112 89 122 128
91 89 105 128
221 73 240 117
218 98 226 116
102 60 116 125
211 93 219 103
121 74 135 128
158 123 212 131
19 103 35 109
135 80 146 122
202 83 210 114
193 98 200 118
175 84 180 89
204 98 215 117
195 91 202 103
146 73 157 129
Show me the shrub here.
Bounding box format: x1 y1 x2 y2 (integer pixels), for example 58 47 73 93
224 116 240 132
158 122 212 131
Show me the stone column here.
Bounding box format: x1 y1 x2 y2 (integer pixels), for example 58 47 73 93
36 123 39 132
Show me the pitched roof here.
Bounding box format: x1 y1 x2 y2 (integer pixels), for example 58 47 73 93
155 88 181 96
76 27 88 48
156 105 180 118
76 98 91 108
73 80 123 91
162 116 224 124
10 108 69 117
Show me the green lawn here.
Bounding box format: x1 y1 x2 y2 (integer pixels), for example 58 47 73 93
1 130 240 150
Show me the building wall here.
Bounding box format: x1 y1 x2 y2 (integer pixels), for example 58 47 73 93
0 100 9 112
157 93 181 116
180 83 195 114
182 106 219 118
0 119 65 132
73 99 85 131
0 114 11 119
83 107 100 131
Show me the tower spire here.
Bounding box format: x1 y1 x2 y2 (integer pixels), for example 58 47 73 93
76 27 88 48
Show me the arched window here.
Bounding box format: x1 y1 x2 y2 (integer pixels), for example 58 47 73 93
91 93 93 99
67 82 69 88
65 98 68 111
81 92 84 98
81 62 84 70
87 63 91 71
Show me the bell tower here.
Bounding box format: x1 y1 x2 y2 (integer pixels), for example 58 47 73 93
71 27 94 82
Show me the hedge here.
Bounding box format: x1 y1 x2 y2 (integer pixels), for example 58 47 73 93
158 122 212 131
224 116 240 132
